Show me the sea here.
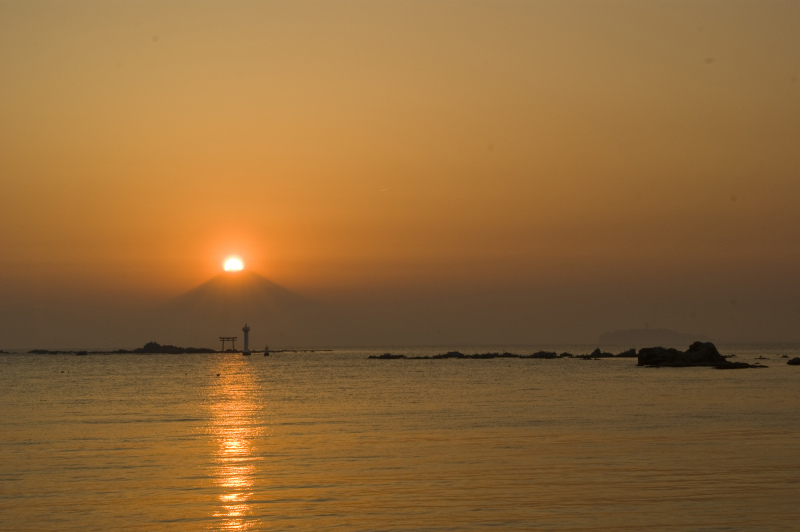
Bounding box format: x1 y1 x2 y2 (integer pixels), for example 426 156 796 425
1 344 798 531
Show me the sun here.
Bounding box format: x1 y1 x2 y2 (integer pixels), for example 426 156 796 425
223 257 244 271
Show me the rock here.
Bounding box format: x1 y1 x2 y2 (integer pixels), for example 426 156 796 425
638 342 756 368
133 341 216 354
787 357 800 366
683 341 728 365
434 351 467 359
715 362 767 369
637 346 685 367
470 352 501 359
368 353 406 359
526 351 559 359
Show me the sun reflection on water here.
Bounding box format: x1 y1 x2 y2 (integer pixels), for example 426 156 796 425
209 360 263 530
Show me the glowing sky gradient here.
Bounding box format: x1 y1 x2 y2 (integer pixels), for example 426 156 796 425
1 1 799 347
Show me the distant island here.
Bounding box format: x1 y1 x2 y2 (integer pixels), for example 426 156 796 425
598 328 710 348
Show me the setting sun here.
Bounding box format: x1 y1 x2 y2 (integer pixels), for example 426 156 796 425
224 258 244 272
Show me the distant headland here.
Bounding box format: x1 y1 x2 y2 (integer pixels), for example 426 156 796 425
598 328 710 347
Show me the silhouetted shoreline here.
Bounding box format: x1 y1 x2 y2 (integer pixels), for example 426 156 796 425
7 342 789 368
370 342 769 369
21 341 331 355
369 348 637 360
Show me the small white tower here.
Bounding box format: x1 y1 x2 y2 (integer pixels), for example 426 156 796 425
242 323 251 355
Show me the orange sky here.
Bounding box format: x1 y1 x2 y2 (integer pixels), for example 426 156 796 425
2 1 799 346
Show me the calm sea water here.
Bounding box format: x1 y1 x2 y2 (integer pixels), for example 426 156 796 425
1 345 798 531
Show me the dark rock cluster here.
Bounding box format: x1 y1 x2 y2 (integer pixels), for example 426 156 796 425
370 342 767 369
369 351 552 360
369 348 635 360
27 349 87 355
127 342 216 354
638 342 764 369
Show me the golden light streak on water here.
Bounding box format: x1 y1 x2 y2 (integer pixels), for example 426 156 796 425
208 359 263 531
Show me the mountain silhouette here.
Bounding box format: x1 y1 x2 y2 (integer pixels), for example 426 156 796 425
166 270 311 315
152 271 331 348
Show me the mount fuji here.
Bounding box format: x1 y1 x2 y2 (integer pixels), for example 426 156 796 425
152 271 333 348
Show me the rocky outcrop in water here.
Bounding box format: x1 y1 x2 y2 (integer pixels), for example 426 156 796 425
369 343 766 368
369 353 406 359
787 357 800 366
637 342 763 369
27 349 87 355
369 349 634 360
129 342 216 354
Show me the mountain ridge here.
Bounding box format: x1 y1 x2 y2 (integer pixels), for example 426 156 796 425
150 271 331 348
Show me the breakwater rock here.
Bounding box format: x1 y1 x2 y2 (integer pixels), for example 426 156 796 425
369 349 635 360
638 342 764 369
787 357 800 366
369 350 572 360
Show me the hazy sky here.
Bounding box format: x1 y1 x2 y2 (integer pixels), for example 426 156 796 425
2 1 799 347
